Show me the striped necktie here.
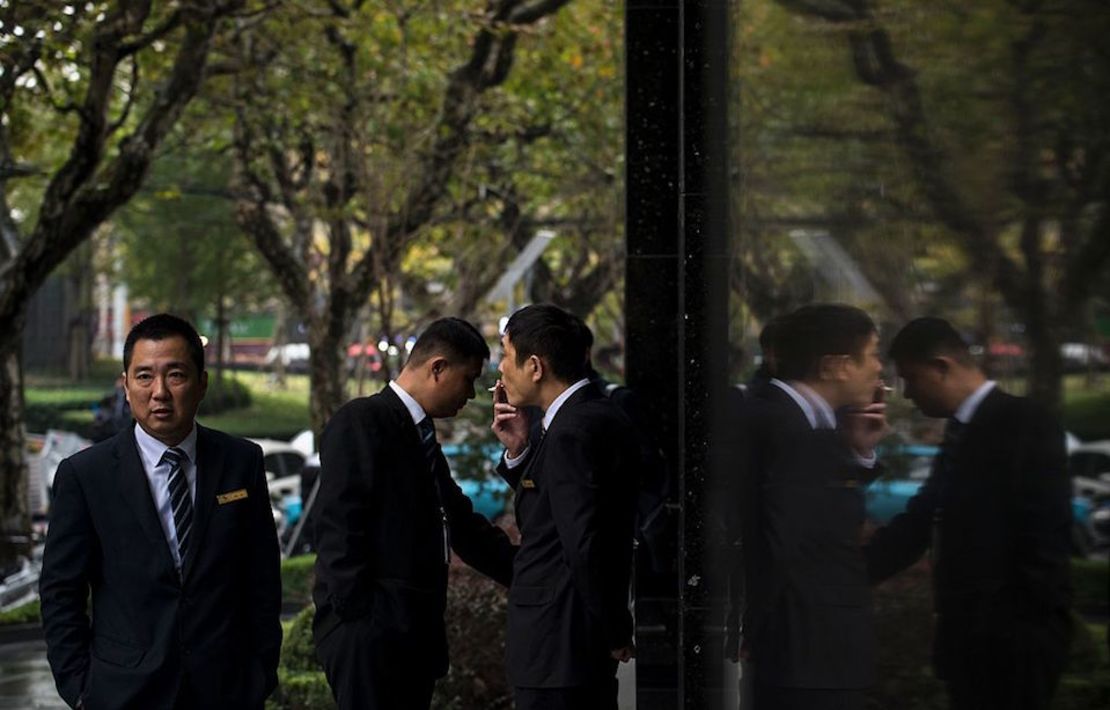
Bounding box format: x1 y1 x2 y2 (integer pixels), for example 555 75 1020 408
417 417 439 472
162 447 193 566
417 417 450 564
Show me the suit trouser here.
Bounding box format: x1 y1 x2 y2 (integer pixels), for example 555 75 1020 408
752 680 866 710
315 618 435 710
514 677 619 710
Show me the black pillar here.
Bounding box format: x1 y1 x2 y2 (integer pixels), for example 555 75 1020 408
626 1 732 707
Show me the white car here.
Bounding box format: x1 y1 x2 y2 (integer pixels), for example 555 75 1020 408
249 438 308 501
1070 440 1110 488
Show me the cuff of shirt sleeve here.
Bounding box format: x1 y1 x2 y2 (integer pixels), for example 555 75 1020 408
504 446 530 469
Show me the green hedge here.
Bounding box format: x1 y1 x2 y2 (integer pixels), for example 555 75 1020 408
868 560 1110 710
198 376 253 416
0 599 39 627
282 554 315 608
1072 558 1109 617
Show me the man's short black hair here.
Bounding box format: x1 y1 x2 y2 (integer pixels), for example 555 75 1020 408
504 304 590 384
406 317 490 368
759 314 791 354
123 313 206 374
775 303 877 381
888 317 975 366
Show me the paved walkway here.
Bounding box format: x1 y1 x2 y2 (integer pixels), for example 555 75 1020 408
0 640 65 709
0 638 640 709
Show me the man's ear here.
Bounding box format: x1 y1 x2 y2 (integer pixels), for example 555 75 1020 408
429 356 450 381
529 354 544 383
817 353 849 382
931 356 951 377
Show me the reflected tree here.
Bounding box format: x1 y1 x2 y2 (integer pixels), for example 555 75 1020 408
769 0 1110 411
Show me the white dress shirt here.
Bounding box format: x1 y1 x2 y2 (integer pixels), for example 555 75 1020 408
389 380 428 427
133 422 198 569
771 378 876 468
504 378 592 469
953 380 997 425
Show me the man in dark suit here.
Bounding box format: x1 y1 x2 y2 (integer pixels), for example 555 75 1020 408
490 304 637 710
40 314 282 710
725 313 790 665
312 317 517 710
866 317 1072 710
736 304 888 710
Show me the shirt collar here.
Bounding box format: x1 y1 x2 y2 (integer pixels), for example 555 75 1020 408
770 379 836 430
954 380 996 424
388 381 427 426
543 378 592 432
133 421 198 473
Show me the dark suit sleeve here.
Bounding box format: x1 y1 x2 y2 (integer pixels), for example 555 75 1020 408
314 405 379 620
864 469 941 583
39 460 94 709
243 444 283 698
544 424 634 650
434 461 517 586
1012 413 1071 612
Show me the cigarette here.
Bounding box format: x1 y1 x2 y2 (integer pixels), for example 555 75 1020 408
487 386 499 392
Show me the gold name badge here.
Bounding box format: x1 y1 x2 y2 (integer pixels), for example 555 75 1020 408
217 488 249 505
521 479 536 489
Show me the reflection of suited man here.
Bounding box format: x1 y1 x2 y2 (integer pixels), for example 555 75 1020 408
41 314 281 710
738 305 888 710
867 318 1072 710
312 318 516 710
492 304 637 710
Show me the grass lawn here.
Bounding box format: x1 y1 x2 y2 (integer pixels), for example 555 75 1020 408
1062 374 1110 441
198 371 310 439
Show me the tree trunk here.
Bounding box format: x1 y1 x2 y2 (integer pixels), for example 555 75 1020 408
0 330 29 567
214 295 226 386
271 305 288 389
1025 313 1064 415
353 318 368 398
307 323 346 442
976 286 997 378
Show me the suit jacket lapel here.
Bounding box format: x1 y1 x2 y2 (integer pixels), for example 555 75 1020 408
380 386 426 461
183 425 224 581
763 384 814 433
523 385 598 484
116 430 177 574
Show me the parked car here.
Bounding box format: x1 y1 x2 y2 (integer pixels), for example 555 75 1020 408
249 438 308 499
866 443 1098 556
1069 440 1110 483
1060 343 1109 372
1068 440 1110 548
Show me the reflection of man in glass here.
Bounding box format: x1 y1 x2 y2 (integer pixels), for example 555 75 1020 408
739 304 887 710
867 317 1071 710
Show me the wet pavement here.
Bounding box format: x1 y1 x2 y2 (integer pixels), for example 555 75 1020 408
0 635 639 709
0 639 65 709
